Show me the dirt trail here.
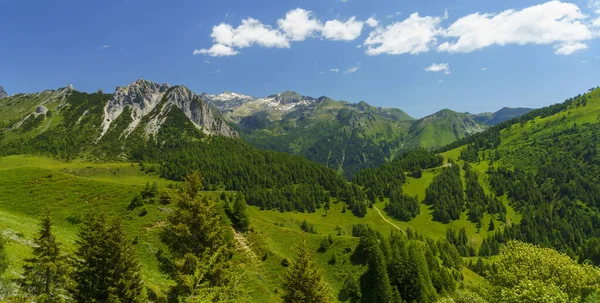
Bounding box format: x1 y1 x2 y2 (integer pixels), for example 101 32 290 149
233 229 257 262
372 205 406 235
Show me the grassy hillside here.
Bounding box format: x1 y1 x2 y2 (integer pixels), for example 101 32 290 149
0 154 498 302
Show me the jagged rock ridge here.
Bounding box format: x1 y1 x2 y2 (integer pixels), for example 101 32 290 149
99 79 237 141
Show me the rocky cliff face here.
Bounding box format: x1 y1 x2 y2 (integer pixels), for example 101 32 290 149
0 86 7 99
99 79 237 141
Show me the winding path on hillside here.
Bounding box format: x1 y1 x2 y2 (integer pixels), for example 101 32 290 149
372 205 406 235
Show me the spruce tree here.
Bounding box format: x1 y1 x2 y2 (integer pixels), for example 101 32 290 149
73 211 110 302
106 218 146 303
359 229 393 303
19 210 71 303
231 194 250 232
281 238 333 303
488 219 495 231
158 172 236 302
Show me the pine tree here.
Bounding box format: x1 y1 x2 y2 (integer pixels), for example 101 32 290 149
359 229 393 303
488 219 495 231
231 194 250 232
158 172 236 302
106 218 146 303
19 211 71 303
281 238 333 303
73 211 110 302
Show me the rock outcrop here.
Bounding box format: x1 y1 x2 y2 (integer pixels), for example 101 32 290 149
99 79 237 141
0 86 7 99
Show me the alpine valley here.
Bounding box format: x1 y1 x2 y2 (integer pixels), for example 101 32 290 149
2 79 600 303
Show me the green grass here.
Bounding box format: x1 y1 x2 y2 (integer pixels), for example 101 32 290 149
0 154 497 302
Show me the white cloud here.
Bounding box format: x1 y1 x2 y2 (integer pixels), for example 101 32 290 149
387 12 402 18
582 60 588 63
438 1 593 54
204 60 210 64
364 13 444 55
194 44 239 57
199 18 289 56
365 17 379 27
424 63 451 74
101 44 111 49
278 8 322 41
322 17 365 41
344 66 360 73
319 71 324 74
221 18 290 48
329 68 339 73
481 67 488 71
554 42 588 55
438 79 444 83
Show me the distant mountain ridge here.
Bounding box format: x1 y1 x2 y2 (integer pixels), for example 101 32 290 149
469 107 534 125
0 79 237 159
201 91 496 176
0 80 533 176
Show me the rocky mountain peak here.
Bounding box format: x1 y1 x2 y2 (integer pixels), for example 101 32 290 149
98 80 237 142
271 91 314 105
0 86 7 99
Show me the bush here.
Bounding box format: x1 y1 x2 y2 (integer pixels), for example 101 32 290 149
281 258 290 267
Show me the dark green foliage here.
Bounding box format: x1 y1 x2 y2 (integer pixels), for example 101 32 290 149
106 218 146 303
358 228 393 303
424 162 464 223
128 194 144 210
353 148 442 204
459 144 479 163
351 227 460 303
73 212 111 302
463 163 506 225
318 237 332 253
384 188 420 221
0 233 7 275
157 172 236 302
227 194 250 232
446 228 476 257
19 211 71 303
488 220 495 231
300 220 317 234
281 238 333 303
339 274 361 302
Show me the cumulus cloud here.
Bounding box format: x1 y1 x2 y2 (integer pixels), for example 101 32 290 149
424 63 451 74
364 13 444 55
197 18 289 56
438 1 593 54
365 17 379 27
278 8 322 41
344 66 360 73
101 44 111 49
554 42 588 55
196 1 600 57
322 17 365 41
329 68 340 73
194 44 239 56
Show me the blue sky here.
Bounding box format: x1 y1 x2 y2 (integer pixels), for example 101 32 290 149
1 0 600 118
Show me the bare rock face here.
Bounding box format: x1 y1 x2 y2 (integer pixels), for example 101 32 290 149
98 79 237 141
0 86 7 99
36 106 48 115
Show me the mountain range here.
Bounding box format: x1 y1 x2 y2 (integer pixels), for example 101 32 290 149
0 80 532 175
